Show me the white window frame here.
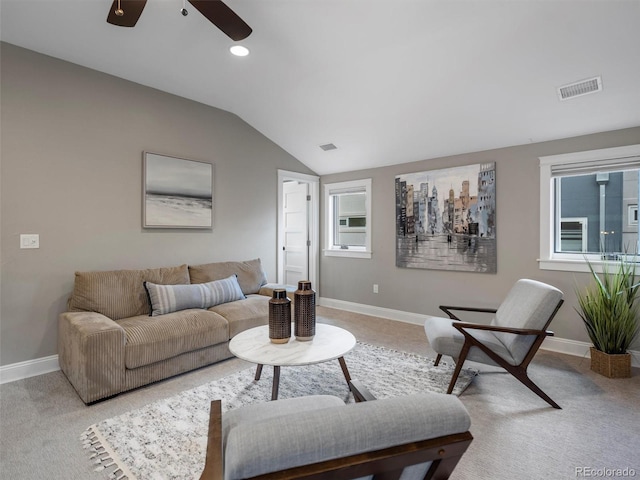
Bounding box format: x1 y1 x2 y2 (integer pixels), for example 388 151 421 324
324 178 372 259
539 144 640 273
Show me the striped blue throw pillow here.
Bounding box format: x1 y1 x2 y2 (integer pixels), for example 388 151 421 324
144 274 245 316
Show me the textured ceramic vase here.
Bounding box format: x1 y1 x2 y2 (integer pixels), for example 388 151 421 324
294 281 316 341
269 289 291 344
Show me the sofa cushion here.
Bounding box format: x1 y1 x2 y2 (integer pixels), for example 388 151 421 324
68 265 190 321
209 294 269 338
117 309 229 369
189 259 267 295
145 275 245 316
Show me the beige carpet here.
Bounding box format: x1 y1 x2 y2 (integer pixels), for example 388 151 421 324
1 306 639 479
83 342 476 480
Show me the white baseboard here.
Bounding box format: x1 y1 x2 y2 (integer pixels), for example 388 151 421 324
320 297 427 325
1 300 638 384
0 355 60 385
319 296 640 368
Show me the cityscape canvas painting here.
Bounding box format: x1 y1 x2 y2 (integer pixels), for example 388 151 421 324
143 152 213 229
395 163 496 273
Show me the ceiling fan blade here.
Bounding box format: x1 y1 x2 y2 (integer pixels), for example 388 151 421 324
107 0 147 27
188 0 252 41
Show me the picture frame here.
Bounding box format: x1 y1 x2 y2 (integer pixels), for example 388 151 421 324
395 162 496 273
143 152 213 229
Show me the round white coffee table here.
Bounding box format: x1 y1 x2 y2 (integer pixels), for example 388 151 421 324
229 323 357 400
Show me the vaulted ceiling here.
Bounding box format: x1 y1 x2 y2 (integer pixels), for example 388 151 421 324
2 0 639 175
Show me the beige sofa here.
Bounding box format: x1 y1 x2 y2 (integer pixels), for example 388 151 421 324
58 259 290 404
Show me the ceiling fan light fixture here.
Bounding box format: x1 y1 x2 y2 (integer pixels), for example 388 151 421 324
229 45 250 57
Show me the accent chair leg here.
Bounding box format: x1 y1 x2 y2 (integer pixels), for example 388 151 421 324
512 369 561 409
447 342 471 394
434 354 442 366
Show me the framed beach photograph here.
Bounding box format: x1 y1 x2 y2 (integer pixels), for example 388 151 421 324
143 152 213 229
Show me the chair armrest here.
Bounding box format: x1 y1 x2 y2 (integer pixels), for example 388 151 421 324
200 400 223 480
452 322 553 337
349 380 377 402
58 311 126 403
439 305 497 320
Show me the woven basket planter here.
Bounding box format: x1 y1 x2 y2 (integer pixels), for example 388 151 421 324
590 347 631 378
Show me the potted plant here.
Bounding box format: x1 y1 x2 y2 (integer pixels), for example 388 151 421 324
575 257 640 378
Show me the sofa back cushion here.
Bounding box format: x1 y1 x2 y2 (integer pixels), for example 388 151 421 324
189 258 267 295
68 264 190 320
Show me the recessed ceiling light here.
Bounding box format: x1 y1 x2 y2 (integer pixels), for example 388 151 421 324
230 45 250 57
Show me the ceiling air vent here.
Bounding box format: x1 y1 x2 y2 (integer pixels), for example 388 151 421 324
557 76 602 101
319 143 337 151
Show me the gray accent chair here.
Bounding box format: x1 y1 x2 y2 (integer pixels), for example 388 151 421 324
424 279 564 409
201 381 473 480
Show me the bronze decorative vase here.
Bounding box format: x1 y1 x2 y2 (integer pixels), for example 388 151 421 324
269 289 291 344
294 280 316 341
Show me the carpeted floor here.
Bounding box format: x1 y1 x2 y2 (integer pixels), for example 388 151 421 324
1 306 639 480
82 342 476 480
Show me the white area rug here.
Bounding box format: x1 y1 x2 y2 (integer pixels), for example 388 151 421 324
82 342 476 480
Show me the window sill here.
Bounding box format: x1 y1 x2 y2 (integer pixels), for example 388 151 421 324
538 258 593 273
324 249 372 259
538 257 633 274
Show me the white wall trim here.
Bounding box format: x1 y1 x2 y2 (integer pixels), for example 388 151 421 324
318 297 640 367
0 355 60 384
1 301 638 384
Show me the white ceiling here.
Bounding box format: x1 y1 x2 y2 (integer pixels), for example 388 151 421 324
2 0 639 175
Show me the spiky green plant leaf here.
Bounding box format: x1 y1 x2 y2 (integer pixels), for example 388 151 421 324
575 257 640 354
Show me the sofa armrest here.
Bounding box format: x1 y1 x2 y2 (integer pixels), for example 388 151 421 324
58 311 126 404
258 283 297 297
258 283 297 306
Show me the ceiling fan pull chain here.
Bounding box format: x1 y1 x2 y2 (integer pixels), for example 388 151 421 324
115 0 124 17
181 0 188 16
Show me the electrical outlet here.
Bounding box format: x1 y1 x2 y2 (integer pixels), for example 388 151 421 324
20 234 40 249
373 284 379 294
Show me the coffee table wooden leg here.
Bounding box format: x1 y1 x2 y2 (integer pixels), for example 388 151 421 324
338 357 352 389
271 366 281 401
255 364 263 381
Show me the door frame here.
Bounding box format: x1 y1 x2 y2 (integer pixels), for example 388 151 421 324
277 170 319 290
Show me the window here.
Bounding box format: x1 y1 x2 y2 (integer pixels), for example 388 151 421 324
539 144 640 272
558 217 588 252
324 179 372 258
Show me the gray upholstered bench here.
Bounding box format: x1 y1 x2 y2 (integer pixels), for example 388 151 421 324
201 383 473 480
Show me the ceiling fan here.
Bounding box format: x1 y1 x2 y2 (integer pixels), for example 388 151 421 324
106 0 252 41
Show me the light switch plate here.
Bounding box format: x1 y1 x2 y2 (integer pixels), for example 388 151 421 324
20 234 40 249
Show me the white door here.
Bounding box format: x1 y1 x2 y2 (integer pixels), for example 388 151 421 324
282 181 309 285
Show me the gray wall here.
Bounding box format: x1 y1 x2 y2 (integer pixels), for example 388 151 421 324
320 127 640 349
2 41 639 369
0 43 315 366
